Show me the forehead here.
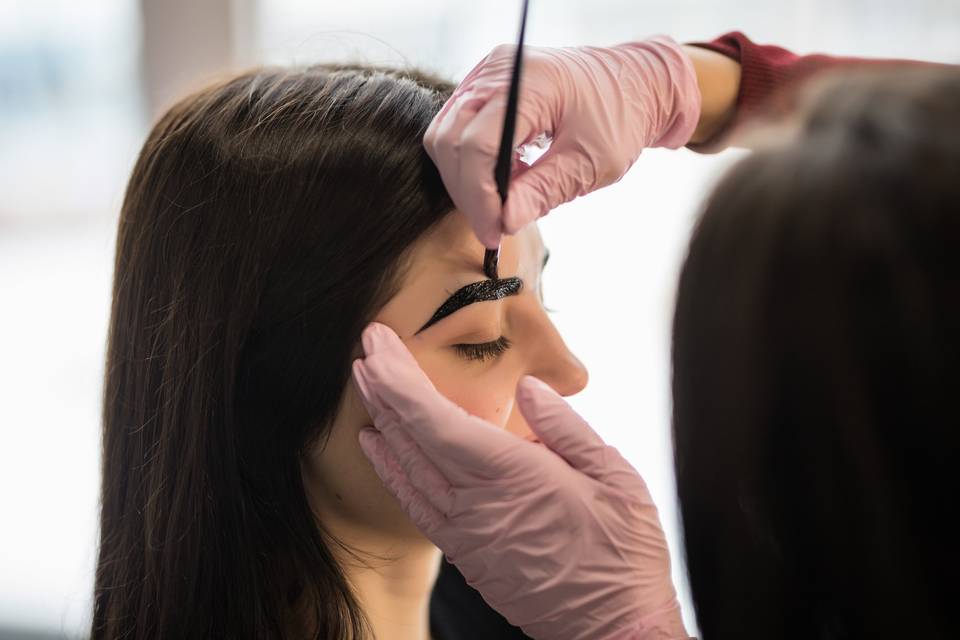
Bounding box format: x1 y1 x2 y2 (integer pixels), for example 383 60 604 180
407 210 543 282
374 211 544 337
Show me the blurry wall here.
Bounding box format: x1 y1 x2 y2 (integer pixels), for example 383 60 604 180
1 1 957 637
140 0 235 117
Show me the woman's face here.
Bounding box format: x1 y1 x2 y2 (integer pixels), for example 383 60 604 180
302 212 588 544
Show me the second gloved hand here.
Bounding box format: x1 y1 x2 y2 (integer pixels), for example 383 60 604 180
351 323 690 640
423 36 702 248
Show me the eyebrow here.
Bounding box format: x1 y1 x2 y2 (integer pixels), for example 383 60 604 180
417 277 523 333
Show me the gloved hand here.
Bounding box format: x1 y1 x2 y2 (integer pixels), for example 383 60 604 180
423 35 702 248
351 323 690 640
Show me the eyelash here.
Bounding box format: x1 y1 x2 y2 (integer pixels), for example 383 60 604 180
453 336 512 362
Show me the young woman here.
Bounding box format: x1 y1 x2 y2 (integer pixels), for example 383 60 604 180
93 64 584 639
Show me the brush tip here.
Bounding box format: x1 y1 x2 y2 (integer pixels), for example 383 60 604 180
483 247 500 280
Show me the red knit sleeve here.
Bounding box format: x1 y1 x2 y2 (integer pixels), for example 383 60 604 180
685 32 936 152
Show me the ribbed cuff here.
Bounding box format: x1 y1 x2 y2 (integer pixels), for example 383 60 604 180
683 31 799 153
682 31 930 153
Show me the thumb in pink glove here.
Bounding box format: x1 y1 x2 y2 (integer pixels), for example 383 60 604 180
423 36 701 248
351 323 690 640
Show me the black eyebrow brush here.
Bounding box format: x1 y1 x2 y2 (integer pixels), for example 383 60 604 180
483 0 529 280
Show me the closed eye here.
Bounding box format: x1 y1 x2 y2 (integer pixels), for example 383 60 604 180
452 336 512 362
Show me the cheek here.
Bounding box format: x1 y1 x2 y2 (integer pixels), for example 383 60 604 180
303 385 427 540
408 347 517 429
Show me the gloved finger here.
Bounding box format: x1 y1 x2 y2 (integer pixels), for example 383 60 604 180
515 375 611 480
358 427 447 537
456 94 550 248
500 144 589 234
353 353 515 479
352 325 452 433
450 92 507 250
423 44 497 147
431 87 504 249
427 88 491 193
424 85 484 163
353 323 521 478
373 416 456 517
516 375 649 494
425 82 473 144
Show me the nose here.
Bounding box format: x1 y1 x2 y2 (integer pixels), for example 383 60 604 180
524 315 588 397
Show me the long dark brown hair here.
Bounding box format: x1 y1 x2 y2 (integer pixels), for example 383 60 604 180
93 64 454 639
672 67 959 639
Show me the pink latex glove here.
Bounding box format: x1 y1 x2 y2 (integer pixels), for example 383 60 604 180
423 35 701 248
351 323 690 640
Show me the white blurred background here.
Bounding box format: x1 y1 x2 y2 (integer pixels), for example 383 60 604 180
1 1 957 637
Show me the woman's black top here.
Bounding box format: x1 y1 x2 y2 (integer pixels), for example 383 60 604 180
429 559 532 640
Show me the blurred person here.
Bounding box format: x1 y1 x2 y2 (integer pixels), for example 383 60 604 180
671 67 959 638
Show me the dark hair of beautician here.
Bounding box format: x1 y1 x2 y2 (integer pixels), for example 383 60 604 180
673 67 959 639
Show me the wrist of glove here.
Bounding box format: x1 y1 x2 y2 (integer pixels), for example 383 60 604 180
422 35 701 249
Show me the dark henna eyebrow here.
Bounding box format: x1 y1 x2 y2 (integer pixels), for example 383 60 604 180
417 277 523 333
